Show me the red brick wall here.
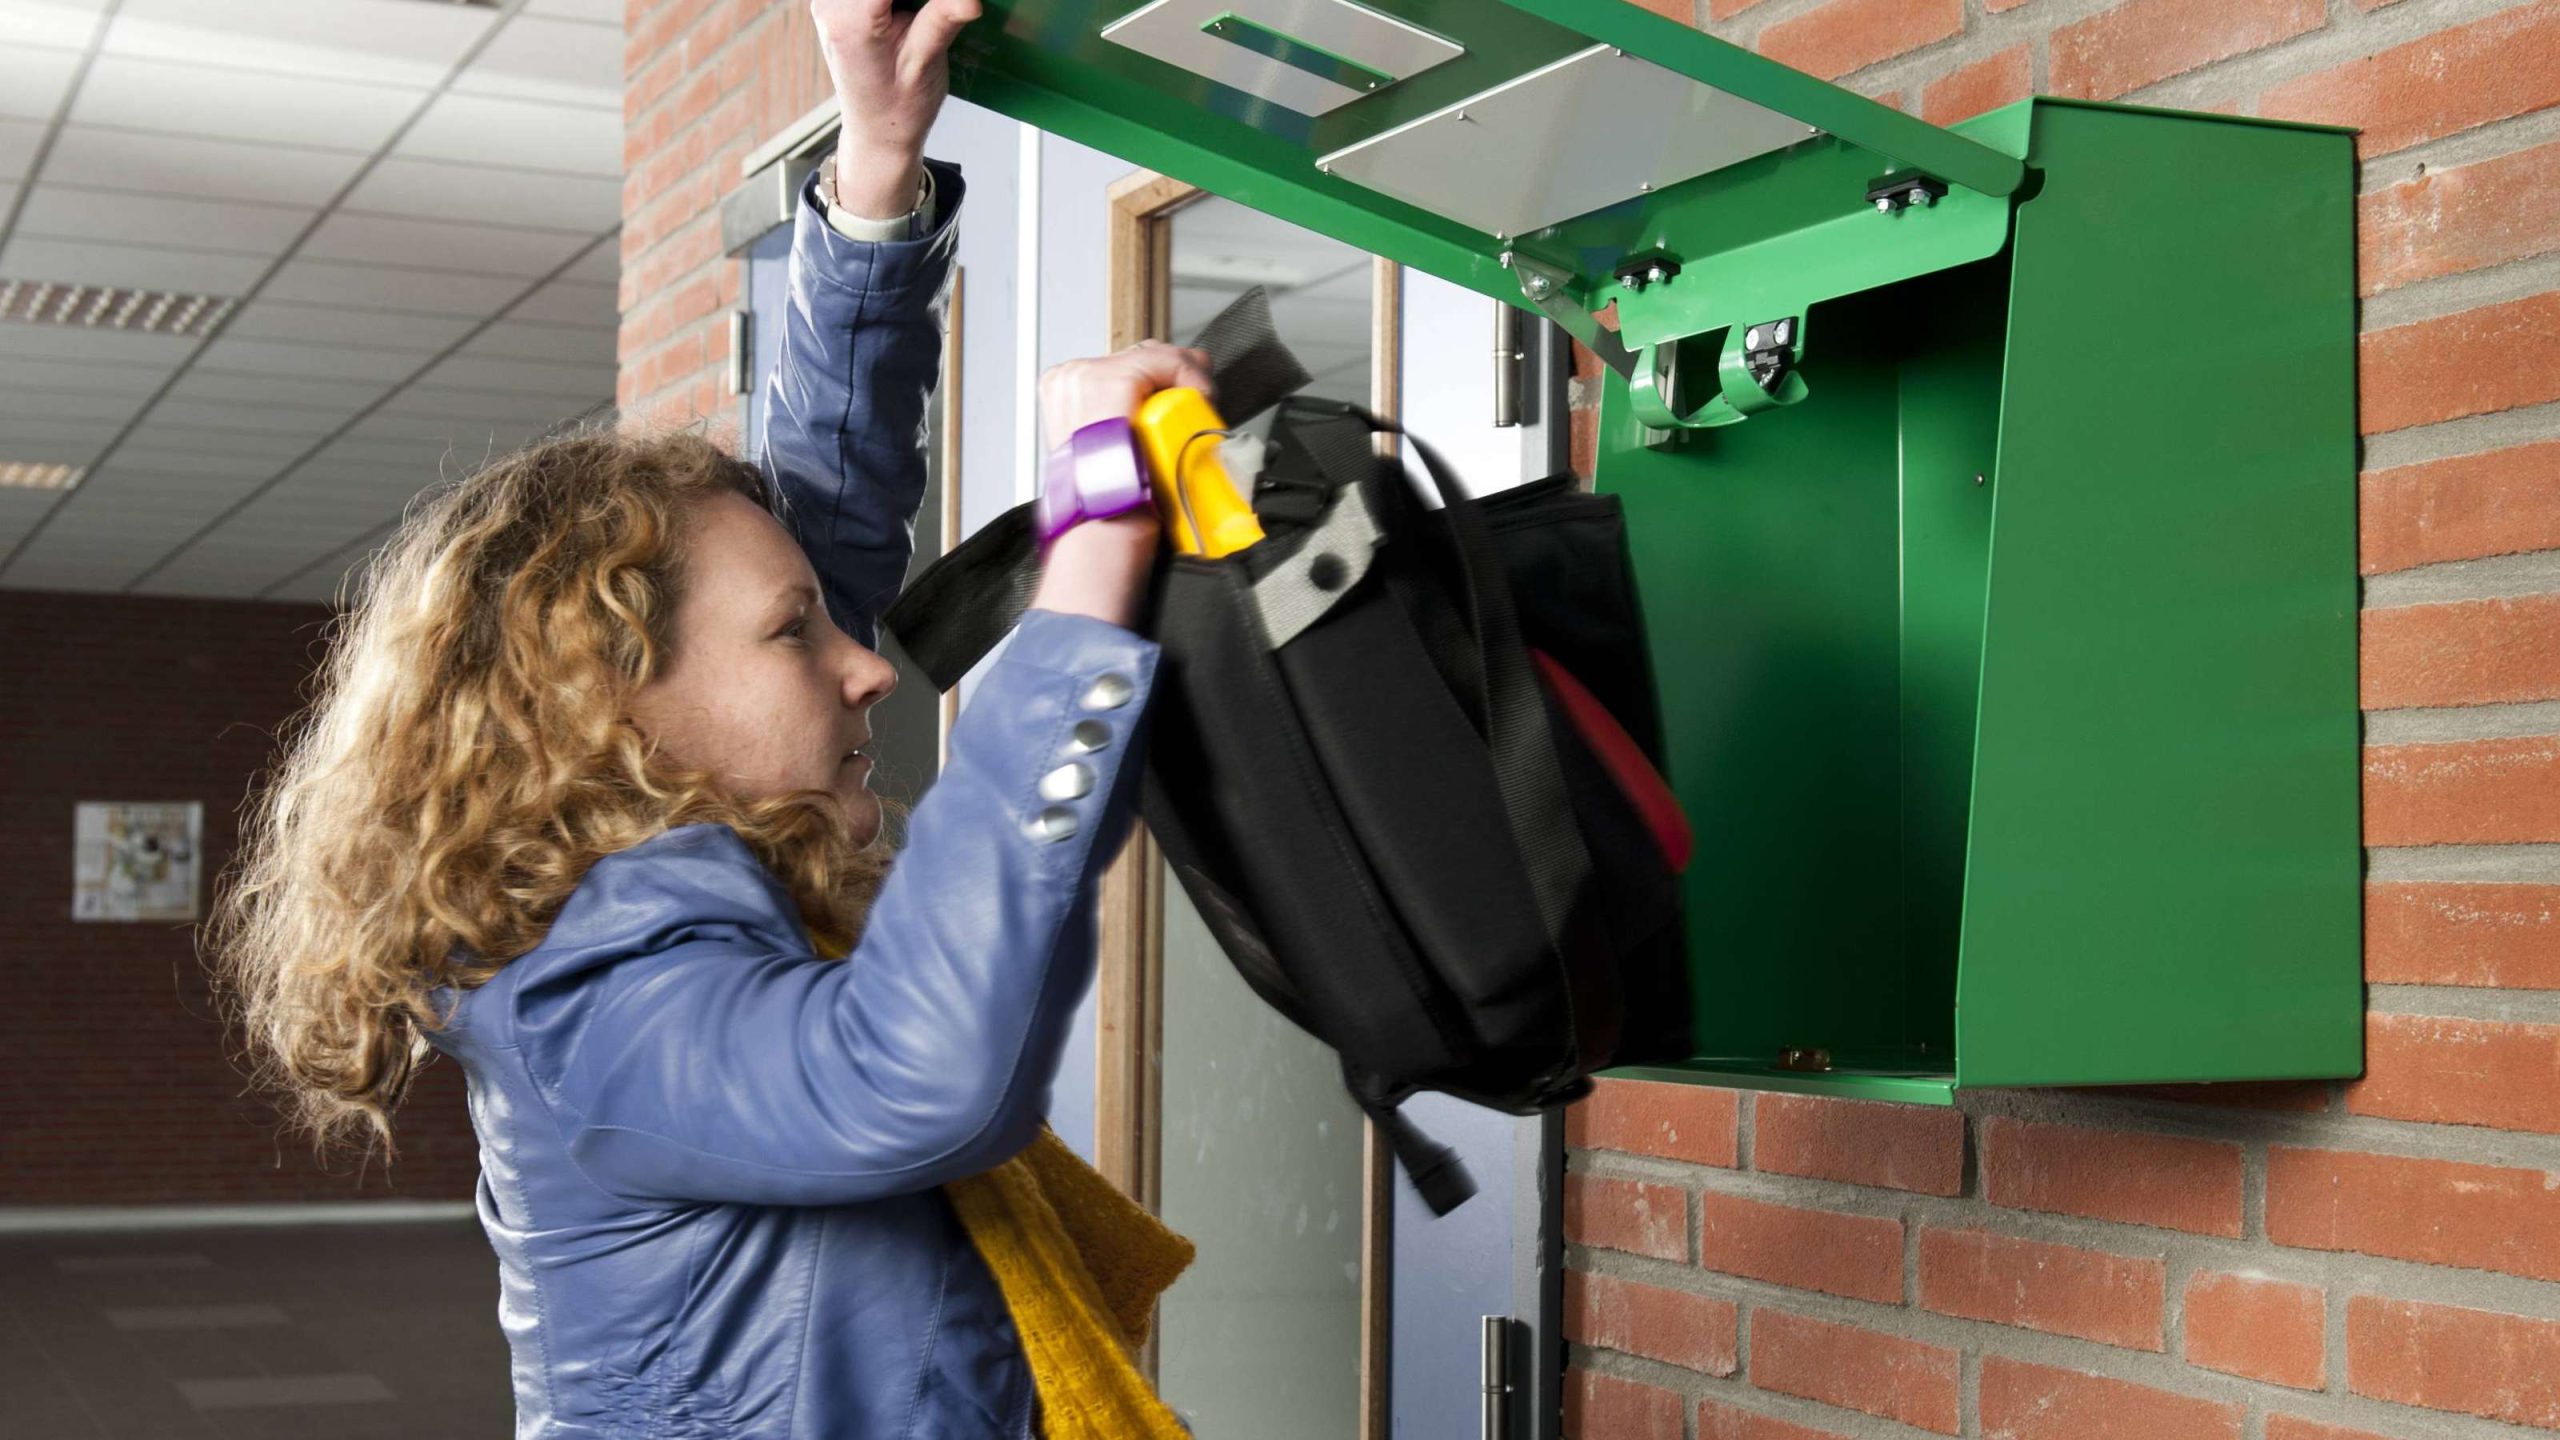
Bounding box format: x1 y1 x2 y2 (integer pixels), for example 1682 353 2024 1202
1562 3 2560 1437
0 591 476 1206
618 0 839 429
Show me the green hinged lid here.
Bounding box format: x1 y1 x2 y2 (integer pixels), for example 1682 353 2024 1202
950 0 2029 361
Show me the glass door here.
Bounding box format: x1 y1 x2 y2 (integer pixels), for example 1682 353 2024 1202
1147 191 1380 1440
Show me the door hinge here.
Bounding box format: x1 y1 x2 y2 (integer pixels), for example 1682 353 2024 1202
726 309 751 397
1482 1314 1517 1440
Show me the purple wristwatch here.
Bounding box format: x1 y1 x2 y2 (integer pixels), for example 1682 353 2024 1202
1034 416 1152 549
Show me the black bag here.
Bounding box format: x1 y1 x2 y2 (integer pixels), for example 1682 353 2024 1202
886 342 1689 1218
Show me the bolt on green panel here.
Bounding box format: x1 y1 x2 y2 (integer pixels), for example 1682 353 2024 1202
943 2 2363 1105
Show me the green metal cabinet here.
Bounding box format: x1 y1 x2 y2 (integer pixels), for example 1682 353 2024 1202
953 0 2362 1103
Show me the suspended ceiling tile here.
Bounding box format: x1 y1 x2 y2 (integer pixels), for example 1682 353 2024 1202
0 386 139 422
265 567 352 605
102 0 496 90
105 446 277 479
463 322 614 365
43 125 367 208
0 322 193 366
522 0 621 24
15 185 315 257
416 352 614 401
504 279 615 329
344 156 621 234
261 256 528 317
300 212 592 279
0 236 270 296
0 119 45 182
0 483 65 542
71 55 422 154
1 0 107 49
0 355 177 397
117 422 316 465
451 15 622 110
347 410 540 448
196 336 428 384
396 93 621 177
0 555 132 594
0 42 82 121
167 369 392 412
150 395 356 436
0 421 119 462
383 384 580 423
557 243 617 285
218 300 472 354
136 557 315 599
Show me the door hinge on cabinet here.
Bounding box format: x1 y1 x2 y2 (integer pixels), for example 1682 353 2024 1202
726 310 751 397
1482 1314 1517 1439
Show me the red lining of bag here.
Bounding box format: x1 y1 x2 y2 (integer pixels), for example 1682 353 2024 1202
1529 648 1693 875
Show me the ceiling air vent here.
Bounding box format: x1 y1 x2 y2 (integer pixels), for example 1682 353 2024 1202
0 462 86 490
0 280 236 338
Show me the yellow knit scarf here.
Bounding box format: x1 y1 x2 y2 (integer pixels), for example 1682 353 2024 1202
944 1130 1197 1439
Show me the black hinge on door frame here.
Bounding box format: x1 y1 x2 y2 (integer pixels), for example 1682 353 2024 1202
1482 1314 1518 1439
726 310 751 397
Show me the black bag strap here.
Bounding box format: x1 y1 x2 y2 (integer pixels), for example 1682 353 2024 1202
1285 400 1596 963
881 500 1038 693
1344 1060 1478 1217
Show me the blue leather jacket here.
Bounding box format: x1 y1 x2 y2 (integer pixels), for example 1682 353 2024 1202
428 162 1158 1438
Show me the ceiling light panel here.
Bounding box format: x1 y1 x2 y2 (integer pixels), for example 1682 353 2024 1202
0 278 236 337
0 461 87 489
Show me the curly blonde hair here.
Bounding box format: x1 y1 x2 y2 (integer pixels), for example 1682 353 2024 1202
210 429 891 1158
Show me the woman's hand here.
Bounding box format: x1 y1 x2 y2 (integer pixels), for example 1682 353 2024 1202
1029 342 1216 629
812 0 980 220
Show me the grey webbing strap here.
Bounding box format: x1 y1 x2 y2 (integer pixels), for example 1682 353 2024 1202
1190 285 1313 425
1248 480 1383 651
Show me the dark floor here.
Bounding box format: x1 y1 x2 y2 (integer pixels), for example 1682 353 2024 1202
0 1220 513 1439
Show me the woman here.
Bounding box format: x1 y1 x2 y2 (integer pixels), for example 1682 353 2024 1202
212 2 1210 1434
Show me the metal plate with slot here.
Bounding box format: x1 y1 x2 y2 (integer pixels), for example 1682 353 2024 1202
1316 43 1812 238
1101 0 1464 117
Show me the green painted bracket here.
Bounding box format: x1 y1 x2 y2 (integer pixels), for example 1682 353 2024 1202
1625 320 1811 431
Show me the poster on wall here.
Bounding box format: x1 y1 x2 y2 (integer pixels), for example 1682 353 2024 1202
72 802 202 923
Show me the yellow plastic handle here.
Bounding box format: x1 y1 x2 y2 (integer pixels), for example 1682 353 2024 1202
1133 387 1265 558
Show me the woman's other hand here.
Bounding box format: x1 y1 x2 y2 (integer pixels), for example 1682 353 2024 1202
813 0 980 220
1029 342 1215 629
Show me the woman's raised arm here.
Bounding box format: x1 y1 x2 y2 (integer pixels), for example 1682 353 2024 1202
758 0 978 648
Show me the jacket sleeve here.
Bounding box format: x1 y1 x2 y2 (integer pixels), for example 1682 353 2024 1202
516 610 1158 1207
760 158 965 650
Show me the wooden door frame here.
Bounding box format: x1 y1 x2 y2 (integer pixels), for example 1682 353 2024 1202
1094 168 1399 1440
